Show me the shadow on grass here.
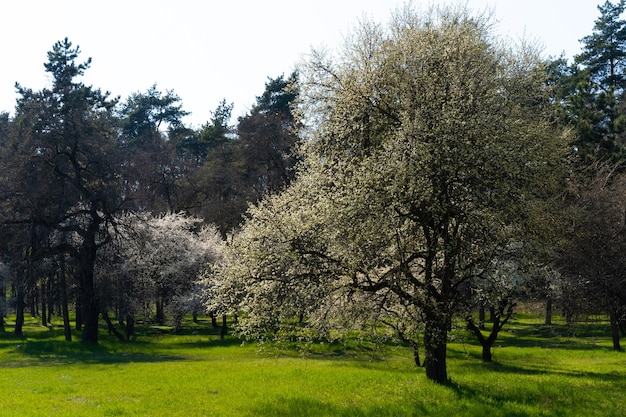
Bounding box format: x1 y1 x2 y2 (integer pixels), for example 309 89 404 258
13 339 185 366
0 322 247 367
452 358 624 383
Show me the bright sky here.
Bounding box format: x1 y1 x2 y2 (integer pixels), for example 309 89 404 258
0 0 602 127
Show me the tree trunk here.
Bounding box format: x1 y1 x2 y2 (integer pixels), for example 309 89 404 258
423 339 447 384
155 297 165 325
423 321 448 384
80 281 99 343
78 238 100 344
14 282 25 337
468 301 513 363
125 314 135 341
220 314 227 340
545 297 553 325
102 310 126 342
211 312 218 328
47 275 54 323
478 306 486 330
0 284 6 332
409 341 421 367
75 298 83 331
482 343 492 362
59 256 72 341
610 309 622 351
40 280 48 327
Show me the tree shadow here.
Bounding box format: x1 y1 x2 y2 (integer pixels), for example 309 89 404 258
13 339 185 366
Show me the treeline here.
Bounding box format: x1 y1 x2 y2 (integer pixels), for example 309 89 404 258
1 1 626 386
0 38 299 343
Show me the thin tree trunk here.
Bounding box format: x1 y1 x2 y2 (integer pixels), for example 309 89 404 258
610 310 622 351
125 314 135 341
0 285 5 333
47 275 54 323
478 305 486 330
102 310 126 342
155 297 165 325
41 280 48 327
78 238 100 344
59 255 72 341
15 282 25 337
545 297 553 325
220 314 227 339
75 297 82 331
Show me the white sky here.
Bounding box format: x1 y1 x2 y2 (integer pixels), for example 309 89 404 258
0 0 601 127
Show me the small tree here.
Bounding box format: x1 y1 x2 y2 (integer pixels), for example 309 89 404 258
464 257 528 362
96 212 223 334
557 162 626 351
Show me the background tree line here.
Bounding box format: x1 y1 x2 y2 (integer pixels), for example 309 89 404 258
0 1 625 386
0 38 300 343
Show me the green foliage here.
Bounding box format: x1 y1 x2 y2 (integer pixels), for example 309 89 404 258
216 4 568 384
577 0 626 91
551 0 626 160
118 84 189 145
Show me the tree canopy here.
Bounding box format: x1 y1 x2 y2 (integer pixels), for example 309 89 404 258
212 5 567 384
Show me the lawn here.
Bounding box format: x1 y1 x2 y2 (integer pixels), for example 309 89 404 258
0 314 623 416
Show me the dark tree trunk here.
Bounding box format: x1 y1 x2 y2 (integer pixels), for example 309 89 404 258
423 339 447 384
545 297 553 326
47 275 54 323
482 344 492 362
75 297 83 331
80 281 99 344
410 341 421 367
78 235 100 344
102 310 126 342
467 301 514 362
478 305 486 330
0 285 5 333
40 280 48 327
14 282 25 337
610 310 622 351
423 319 448 384
564 307 574 324
211 312 218 328
220 314 227 339
155 297 165 325
29 286 38 317
125 314 135 341
59 256 72 341
467 320 495 362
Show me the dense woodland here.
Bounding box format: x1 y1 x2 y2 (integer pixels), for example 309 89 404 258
1 1 626 384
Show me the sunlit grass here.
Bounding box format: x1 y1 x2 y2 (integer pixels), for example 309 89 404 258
0 314 624 416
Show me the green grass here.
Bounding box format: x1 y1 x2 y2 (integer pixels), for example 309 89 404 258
0 315 624 416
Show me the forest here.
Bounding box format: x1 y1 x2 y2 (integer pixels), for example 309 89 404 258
0 1 625 388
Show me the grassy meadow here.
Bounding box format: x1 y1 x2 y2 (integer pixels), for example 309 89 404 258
0 311 624 417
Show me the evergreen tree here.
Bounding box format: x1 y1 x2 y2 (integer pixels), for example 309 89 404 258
558 0 626 159
5 38 123 343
